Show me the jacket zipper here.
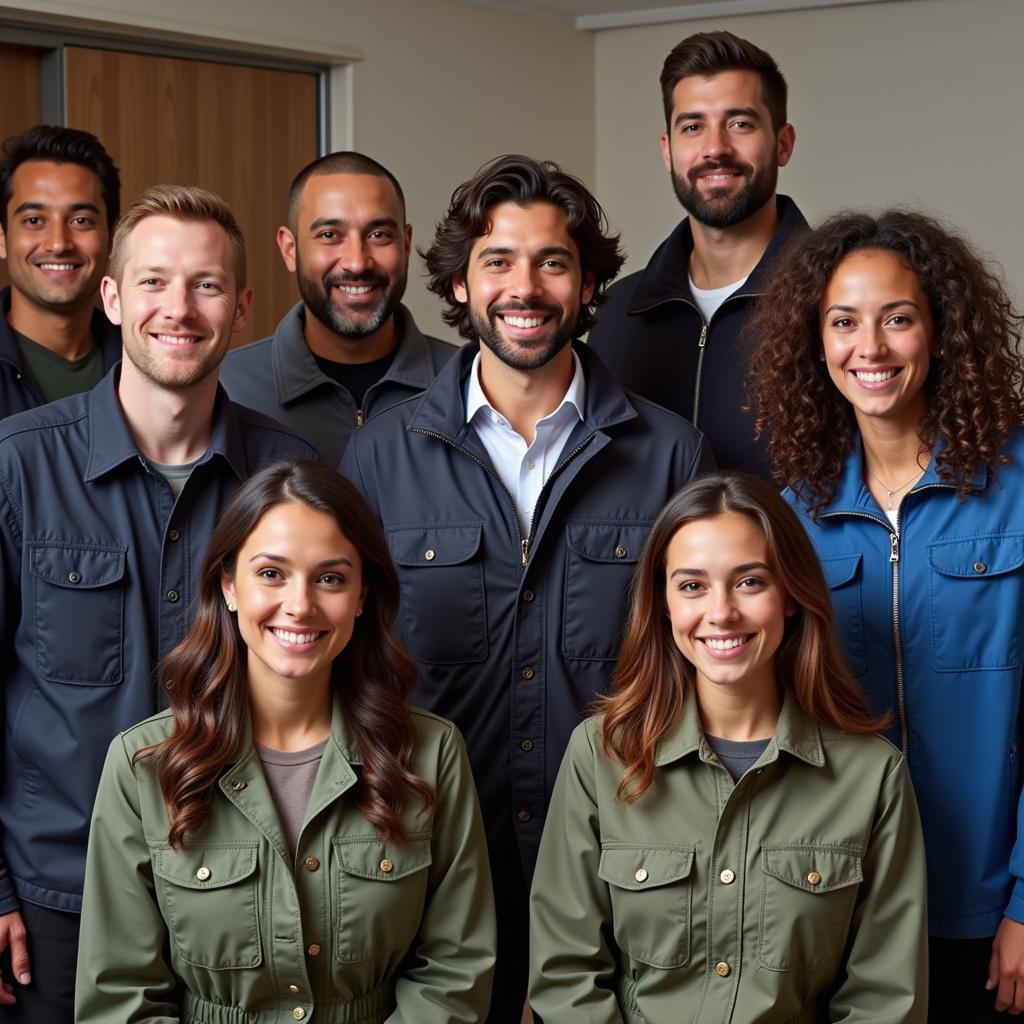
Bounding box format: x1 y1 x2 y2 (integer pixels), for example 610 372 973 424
356 407 364 428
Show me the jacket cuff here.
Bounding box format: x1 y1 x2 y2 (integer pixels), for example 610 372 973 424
1005 880 1024 924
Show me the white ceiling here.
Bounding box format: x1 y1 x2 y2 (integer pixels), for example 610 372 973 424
465 0 903 31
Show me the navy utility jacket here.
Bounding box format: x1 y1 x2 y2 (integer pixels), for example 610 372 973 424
220 301 456 465
0 286 122 419
587 196 807 478
0 368 316 914
342 341 713 883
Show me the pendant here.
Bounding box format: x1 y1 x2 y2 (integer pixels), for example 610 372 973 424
886 490 895 510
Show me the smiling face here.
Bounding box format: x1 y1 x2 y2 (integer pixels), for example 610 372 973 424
453 200 594 372
821 248 937 431
660 70 793 229
101 214 251 390
665 510 789 700
222 501 366 698
0 160 109 315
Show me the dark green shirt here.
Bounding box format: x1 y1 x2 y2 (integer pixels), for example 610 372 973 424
13 327 104 403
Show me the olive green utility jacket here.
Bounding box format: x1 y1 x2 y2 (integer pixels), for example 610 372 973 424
76 698 496 1024
529 693 927 1023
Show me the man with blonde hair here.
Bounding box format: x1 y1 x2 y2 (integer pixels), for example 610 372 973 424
0 185 314 1021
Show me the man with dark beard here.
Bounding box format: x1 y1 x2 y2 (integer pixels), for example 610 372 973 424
588 31 806 477
342 155 712 1021
221 152 455 464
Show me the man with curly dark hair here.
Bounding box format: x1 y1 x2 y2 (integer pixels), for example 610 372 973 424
588 31 804 478
343 154 712 1021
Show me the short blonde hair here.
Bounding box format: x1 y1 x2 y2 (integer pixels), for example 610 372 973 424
109 184 247 287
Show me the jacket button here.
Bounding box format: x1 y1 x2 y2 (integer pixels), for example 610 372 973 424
974 561 987 574
634 868 648 883
521 666 535 680
169 529 180 542
715 961 731 977
520 739 534 751
306 943 321 956
380 858 394 873
293 1009 306 1021
424 549 436 561
167 589 180 603
522 590 535 602
719 868 736 884
289 984 300 993
807 871 822 886
68 571 82 584
304 857 320 872
231 780 247 791
195 866 211 881
517 809 531 822
614 546 627 559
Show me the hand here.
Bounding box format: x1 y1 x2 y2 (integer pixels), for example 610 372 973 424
0 909 30 1005
989 916 1024 1013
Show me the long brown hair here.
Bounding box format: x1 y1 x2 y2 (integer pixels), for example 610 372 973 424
138 460 433 847
747 210 1024 513
600 473 885 802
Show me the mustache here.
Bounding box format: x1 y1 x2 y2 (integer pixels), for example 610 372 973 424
324 271 389 288
688 160 753 183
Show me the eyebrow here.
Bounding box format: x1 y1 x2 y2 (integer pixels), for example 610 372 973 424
134 265 229 281
12 200 102 217
308 216 399 232
673 106 761 129
824 300 922 316
475 244 576 262
669 561 770 579
248 553 355 569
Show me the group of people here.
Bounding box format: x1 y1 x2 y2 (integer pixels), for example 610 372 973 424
0 24 1019 1024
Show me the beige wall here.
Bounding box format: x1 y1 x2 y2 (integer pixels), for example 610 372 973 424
0 0 595 340
595 0 1023 301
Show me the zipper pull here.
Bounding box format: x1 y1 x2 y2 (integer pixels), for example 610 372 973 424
698 323 708 348
889 533 899 563
356 408 364 427
521 538 529 565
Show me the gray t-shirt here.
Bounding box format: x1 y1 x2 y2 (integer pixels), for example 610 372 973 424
706 734 770 782
147 457 200 500
13 327 104 403
256 738 328 856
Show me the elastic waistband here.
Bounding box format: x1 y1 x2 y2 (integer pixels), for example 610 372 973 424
183 984 394 1024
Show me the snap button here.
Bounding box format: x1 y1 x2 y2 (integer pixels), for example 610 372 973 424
525 459 535 470
68 571 82 584
424 549 436 561
517 809 531 822
166 589 180 603
195 866 211 881
974 561 987 574
634 868 648 883
614 546 627 559
520 739 534 751
169 529 180 542
522 589 535 602
293 1009 306 1021
304 857 320 872
231 780 247 791
807 871 822 886
289 984 300 993
306 943 321 956
719 868 736 884
521 666 535 680
715 961 731 977
380 858 394 873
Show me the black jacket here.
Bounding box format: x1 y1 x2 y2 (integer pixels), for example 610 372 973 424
587 195 808 478
0 286 122 418
342 341 713 882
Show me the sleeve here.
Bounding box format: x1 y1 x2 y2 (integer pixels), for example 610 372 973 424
75 736 180 1024
388 723 496 1024
528 723 624 1024
1006 680 1024 923
829 754 928 1023
688 432 717 479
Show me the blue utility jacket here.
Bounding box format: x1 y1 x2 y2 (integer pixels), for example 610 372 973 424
342 341 713 885
785 429 1024 938
0 367 316 914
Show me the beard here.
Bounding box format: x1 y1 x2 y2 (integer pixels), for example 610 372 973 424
469 297 578 372
297 258 407 340
670 156 778 229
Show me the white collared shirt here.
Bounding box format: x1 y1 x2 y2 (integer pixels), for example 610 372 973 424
465 350 586 536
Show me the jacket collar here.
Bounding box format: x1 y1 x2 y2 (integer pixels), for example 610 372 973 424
273 301 439 404
83 365 248 483
627 195 808 315
408 338 636 445
655 688 825 769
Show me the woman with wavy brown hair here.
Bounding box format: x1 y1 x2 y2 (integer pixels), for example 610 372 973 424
530 473 926 1023
748 210 1024 1021
75 460 495 1024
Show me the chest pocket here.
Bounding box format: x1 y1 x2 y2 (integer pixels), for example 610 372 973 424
599 843 694 968
562 521 651 662
388 524 488 665
332 835 432 963
820 553 868 678
928 534 1024 672
758 843 862 972
29 542 126 686
151 842 261 969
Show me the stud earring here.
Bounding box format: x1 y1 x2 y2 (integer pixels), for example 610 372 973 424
226 600 236 613
356 607 363 618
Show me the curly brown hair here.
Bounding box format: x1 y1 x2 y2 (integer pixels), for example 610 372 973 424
748 210 1024 512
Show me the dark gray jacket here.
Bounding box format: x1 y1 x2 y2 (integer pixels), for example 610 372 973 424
342 341 713 884
220 301 456 465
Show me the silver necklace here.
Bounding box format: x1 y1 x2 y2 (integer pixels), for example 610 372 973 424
867 467 924 511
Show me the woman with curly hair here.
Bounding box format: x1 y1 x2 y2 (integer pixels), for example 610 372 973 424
748 210 1024 1021
529 473 926 1022
75 460 495 1023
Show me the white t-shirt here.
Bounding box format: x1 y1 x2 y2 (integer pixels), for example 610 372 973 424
689 274 749 322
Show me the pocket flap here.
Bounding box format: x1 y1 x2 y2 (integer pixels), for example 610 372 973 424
151 843 258 890
332 836 432 880
819 553 861 589
388 524 482 567
599 844 694 890
29 542 126 589
761 843 862 893
927 535 1024 579
566 522 652 565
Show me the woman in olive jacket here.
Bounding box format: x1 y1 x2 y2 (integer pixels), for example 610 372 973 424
76 461 495 1024
529 474 926 1023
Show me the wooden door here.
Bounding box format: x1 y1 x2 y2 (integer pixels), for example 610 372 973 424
65 46 319 344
